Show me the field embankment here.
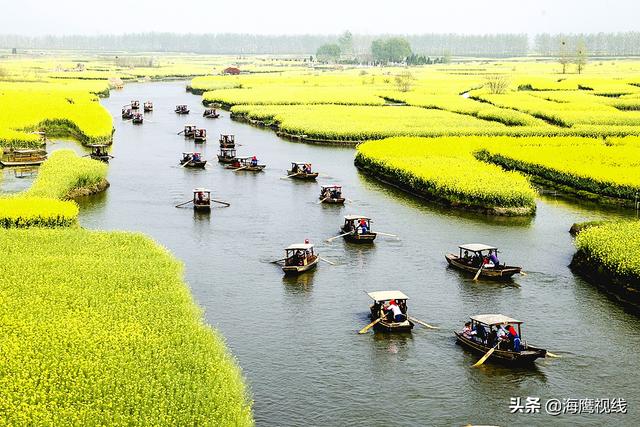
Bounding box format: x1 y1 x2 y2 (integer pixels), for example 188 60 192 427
571 221 640 313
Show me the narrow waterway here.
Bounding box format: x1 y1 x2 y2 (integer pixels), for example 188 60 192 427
13 81 639 426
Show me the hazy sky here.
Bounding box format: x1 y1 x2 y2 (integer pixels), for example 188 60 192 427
1 0 638 35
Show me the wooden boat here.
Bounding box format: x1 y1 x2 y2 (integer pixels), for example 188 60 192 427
0 149 47 167
219 134 235 148
175 104 190 114
217 147 237 164
88 144 111 163
454 314 547 366
143 101 153 112
121 107 133 119
281 242 319 275
180 152 207 168
183 124 197 138
193 188 211 211
132 112 144 124
193 128 207 143
225 156 265 172
445 244 522 280
319 185 345 204
203 108 220 118
287 162 318 180
340 215 377 243
367 291 414 333
130 100 140 110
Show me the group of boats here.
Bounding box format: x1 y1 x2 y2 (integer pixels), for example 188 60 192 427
121 99 151 124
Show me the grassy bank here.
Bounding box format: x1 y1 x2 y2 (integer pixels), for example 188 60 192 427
355 137 537 215
0 228 253 425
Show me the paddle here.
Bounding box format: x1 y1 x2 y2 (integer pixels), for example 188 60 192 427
545 351 561 358
326 230 354 242
358 318 382 334
177 130 185 135
473 263 484 281
375 231 397 238
233 166 248 172
175 200 193 208
408 316 438 329
317 197 329 204
280 172 301 180
212 199 230 207
181 159 192 168
472 343 500 367
318 256 335 265
270 258 286 264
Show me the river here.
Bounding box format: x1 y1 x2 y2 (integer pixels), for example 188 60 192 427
6 81 639 426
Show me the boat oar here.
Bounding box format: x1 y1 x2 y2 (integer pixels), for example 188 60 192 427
473 264 484 281
177 130 185 135
175 200 193 208
233 166 248 172
326 231 354 242
181 159 192 168
317 197 329 204
546 351 561 358
271 258 286 264
472 343 500 367
280 172 301 180
375 231 397 238
358 318 382 334
318 256 335 265
212 199 230 207
408 316 438 329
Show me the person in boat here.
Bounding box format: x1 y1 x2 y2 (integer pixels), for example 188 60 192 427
197 192 204 203
462 322 477 339
344 220 354 233
302 164 311 174
463 250 470 262
193 153 200 162
474 323 488 344
251 156 258 166
489 250 500 267
383 300 405 322
358 219 368 234
496 324 510 349
506 324 521 352
292 163 299 173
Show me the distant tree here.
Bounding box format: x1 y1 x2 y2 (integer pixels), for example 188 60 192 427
370 37 412 65
338 31 354 58
394 70 416 92
485 74 510 94
316 44 341 63
558 40 570 74
575 40 587 74
442 51 452 64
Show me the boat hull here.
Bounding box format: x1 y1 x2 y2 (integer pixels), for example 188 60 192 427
454 331 546 366
225 164 266 172
217 155 236 164
341 227 376 243
90 155 110 163
369 311 414 333
0 159 45 167
194 203 211 211
282 258 319 275
287 171 318 180
194 138 207 143
445 254 521 280
320 197 345 205
175 110 190 114
180 160 207 168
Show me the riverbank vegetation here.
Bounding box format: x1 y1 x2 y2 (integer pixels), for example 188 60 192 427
356 137 537 215
0 228 253 425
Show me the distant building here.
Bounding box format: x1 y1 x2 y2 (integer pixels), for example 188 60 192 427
222 67 241 75
12 48 17 54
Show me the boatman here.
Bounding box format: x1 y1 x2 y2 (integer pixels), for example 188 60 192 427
489 250 500 267
506 324 521 352
358 219 368 234
384 300 404 322
251 156 258 166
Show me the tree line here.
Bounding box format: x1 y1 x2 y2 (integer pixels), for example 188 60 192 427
2 32 640 57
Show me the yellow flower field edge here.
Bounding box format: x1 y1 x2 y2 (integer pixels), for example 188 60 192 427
474 137 640 207
25 149 109 199
571 221 640 314
0 82 114 148
0 150 108 228
0 198 79 228
0 228 253 425
355 137 537 216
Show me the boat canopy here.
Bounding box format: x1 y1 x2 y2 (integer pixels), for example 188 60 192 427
193 188 210 193
286 243 314 250
345 215 370 221
368 290 409 302
13 149 44 154
322 185 342 189
292 162 310 166
459 243 497 252
87 144 108 148
470 314 522 326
